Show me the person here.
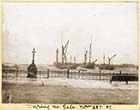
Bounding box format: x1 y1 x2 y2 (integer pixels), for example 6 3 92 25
41 81 44 86
6 95 11 103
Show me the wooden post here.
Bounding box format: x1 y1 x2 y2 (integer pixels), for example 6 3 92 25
108 73 110 80
6 71 7 79
119 71 122 83
126 81 128 84
78 72 80 79
67 69 69 79
119 71 122 75
16 66 18 78
99 70 101 80
47 69 49 78
78 70 80 79
91 73 94 80
89 73 90 80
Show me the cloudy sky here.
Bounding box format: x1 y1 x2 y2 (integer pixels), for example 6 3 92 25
2 2 138 65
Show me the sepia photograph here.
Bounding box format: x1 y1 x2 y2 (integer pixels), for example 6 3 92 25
2 2 138 104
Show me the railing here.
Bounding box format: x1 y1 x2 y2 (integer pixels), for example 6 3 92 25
2 69 138 81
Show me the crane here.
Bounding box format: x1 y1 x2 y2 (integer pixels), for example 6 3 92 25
89 43 92 63
89 35 92 63
84 50 88 65
103 53 105 64
56 48 59 65
62 40 69 65
93 59 98 63
108 54 117 66
74 57 76 64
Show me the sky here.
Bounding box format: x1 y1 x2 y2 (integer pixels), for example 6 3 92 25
2 2 138 65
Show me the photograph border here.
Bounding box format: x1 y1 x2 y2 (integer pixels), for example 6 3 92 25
0 0 139 110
